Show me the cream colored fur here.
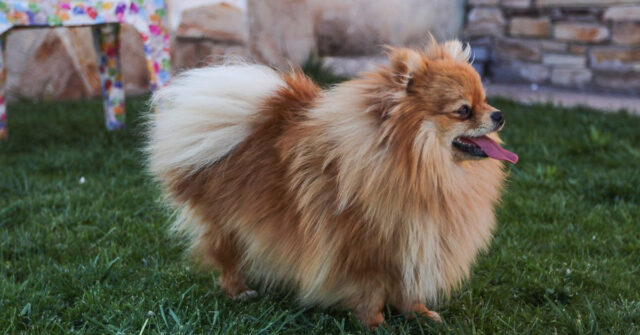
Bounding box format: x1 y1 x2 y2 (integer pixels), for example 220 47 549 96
147 64 285 178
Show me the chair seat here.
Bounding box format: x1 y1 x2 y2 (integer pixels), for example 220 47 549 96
0 0 166 34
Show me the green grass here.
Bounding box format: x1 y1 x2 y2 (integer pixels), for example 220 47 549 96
1 87 639 334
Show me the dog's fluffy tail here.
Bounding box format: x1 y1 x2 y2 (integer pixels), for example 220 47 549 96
146 64 285 183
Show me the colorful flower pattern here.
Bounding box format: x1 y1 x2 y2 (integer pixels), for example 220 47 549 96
0 0 171 135
93 23 125 130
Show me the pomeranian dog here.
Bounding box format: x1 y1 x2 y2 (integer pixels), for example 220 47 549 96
146 37 517 327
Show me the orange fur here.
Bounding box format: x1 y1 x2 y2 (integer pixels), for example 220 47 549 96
147 39 508 328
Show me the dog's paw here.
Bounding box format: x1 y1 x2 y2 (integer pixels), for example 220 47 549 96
406 303 443 323
426 310 442 322
233 290 258 300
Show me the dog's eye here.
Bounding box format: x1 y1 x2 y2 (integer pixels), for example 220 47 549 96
457 105 472 119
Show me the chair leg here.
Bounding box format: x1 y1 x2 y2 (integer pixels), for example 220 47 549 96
135 23 171 91
92 23 126 130
0 35 7 139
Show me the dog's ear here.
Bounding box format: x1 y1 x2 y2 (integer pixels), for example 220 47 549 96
387 48 426 90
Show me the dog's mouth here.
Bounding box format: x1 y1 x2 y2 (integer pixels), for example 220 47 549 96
453 135 518 164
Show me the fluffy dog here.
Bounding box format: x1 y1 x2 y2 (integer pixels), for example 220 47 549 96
146 37 517 327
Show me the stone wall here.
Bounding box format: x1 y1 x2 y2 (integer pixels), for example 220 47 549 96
465 0 640 94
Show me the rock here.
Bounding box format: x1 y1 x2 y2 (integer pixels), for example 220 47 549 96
120 25 150 95
541 40 568 52
543 54 587 67
173 39 250 71
312 2 382 56
593 71 640 91
465 7 506 37
165 0 247 32
509 17 551 37
311 0 465 56
603 6 640 21
554 23 609 43
471 45 490 62
502 0 531 8
473 62 486 76
550 8 601 22
590 48 640 71
321 56 388 77
176 2 247 44
172 1 250 71
247 0 316 68
490 61 526 82
569 44 587 54
468 37 494 45
538 0 640 7
5 27 100 101
519 63 551 82
612 23 640 45
495 38 541 62
551 68 593 87
468 0 499 5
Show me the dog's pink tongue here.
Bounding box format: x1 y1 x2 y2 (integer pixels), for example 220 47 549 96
467 136 518 164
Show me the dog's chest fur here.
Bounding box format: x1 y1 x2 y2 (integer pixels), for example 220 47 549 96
397 162 504 303
400 204 496 304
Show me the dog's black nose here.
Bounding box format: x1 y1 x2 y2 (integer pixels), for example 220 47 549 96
491 111 504 124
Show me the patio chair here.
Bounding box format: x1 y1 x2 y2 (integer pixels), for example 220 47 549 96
0 0 171 139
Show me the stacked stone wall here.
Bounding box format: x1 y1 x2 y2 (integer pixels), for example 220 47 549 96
465 0 640 93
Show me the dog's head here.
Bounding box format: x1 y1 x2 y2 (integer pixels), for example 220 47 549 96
379 39 517 164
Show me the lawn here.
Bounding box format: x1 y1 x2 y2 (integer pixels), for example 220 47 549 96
1 84 639 334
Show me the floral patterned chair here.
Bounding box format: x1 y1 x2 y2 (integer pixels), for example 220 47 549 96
0 0 171 138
